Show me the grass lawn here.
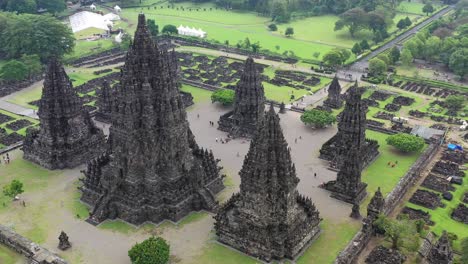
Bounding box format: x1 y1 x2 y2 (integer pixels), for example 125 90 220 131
6 86 42 110
0 245 22 264
181 84 213 104
396 1 443 15
65 38 115 62
0 109 39 136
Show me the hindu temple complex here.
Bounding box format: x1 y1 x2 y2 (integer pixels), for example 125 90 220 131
427 231 453 264
215 105 322 262
319 82 380 169
95 80 113 122
323 76 343 109
79 14 224 225
218 57 265 138
22 59 106 170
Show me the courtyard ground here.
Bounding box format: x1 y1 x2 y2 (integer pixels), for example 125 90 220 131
0 85 425 264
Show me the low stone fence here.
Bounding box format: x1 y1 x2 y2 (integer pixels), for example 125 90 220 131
366 125 398 135
334 141 441 264
0 75 43 97
0 224 67 264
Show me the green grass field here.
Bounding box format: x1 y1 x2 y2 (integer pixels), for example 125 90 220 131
396 1 442 15
0 245 22 264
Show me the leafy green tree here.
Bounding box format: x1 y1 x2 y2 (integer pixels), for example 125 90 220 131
128 237 169 264
312 52 320 58
449 48 468 80
368 58 387 76
422 3 434 16
445 95 465 111
6 0 36 13
271 1 290 23
0 60 28 81
20 54 42 77
119 34 132 50
0 13 74 60
400 48 413 66
211 89 235 105
404 16 412 27
147 19 159 37
386 133 425 153
351 43 362 55
2 180 24 199
376 53 390 65
423 36 441 62
161 24 178 35
285 27 294 37
243 37 251 48
360 39 370 50
389 47 400 64
374 215 419 250
268 23 277 31
300 109 336 128
396 18 407 30
251 41 261 53
334 8 368 37
322 50 344 67
37 0 66 13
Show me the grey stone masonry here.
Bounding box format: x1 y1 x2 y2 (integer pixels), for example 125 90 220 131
323 76 343 109
215 105 321 262
218 57 265 138
80 14 224 226
23 58 106 169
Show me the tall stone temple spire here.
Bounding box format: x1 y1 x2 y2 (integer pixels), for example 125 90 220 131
323 76 343 109
80 14 224 225
23 58 105 169
218 57 265 138
319 82 379 169
427 231 453 264
95 80 113 122
215 105 321 262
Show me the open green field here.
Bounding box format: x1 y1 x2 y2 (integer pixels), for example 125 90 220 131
0 245 22 264
396 1 443 16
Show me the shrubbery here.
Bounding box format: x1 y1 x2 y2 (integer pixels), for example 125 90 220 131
300 109 336 128
386 133 425 153
211 89 235 105
128 237 170 264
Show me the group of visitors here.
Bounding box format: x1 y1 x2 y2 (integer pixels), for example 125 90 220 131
387 160 398 168
1 153 10 164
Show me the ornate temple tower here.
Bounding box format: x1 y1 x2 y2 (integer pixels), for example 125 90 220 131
319 82 379 169
215 105 321 262
367 187 385 219
324 147 367 204
80 14 224 225
95 80 113 122
427 231 453 264
23 59 105 169
323 76 343 109
218 57 265 138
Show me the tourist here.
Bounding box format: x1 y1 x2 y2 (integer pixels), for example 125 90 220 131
314 173 317 178
216 138 218 142
197 114 200 119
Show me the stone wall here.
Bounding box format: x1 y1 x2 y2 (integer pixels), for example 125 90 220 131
334 141 441 264
0 75 43 97
0 224 67 264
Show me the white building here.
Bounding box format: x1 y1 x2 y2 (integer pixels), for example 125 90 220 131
177 25 207 38
69 11 120 33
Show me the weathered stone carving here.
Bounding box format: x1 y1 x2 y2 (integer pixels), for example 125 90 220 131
323 76 343 109
214 106 321 262
319 82 379 169
365 245 406 264
427 231 453 264
218 57 265 138
95 80 113 123
23 59 106 169
58 231 71 251
80 14 224 226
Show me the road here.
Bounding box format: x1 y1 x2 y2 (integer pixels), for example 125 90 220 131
348 6 454 75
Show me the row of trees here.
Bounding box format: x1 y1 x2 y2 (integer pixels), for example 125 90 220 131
0 0 67 14
334 7 393 41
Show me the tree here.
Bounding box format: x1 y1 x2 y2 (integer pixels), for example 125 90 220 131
368 58 387 76
285 27 294 37
147 19 159 37
322 50 345 68
268 23 277 31
334 8 368 37
404 16 412 27
389 47 400 64
400 48 413 66
2 180 24 199
128 237 169 264
376 54 390 65
251 41 261 53
20 54 42 78
445 95 465 111
422 3 434 16
300 109 336 128
0 13 75 60
360 39 370 50
374 215 419 250
211 89 235 105
351 43 362 55
6 0 36 13
243 37 251 49
386 133 425 153
396 18 407 30
271 1 290 23
36 0 66 13
119 34 132 50
0 60 28 81
161 24 178 35
449 48 468 80
312 52 320 58
423 36 441 62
